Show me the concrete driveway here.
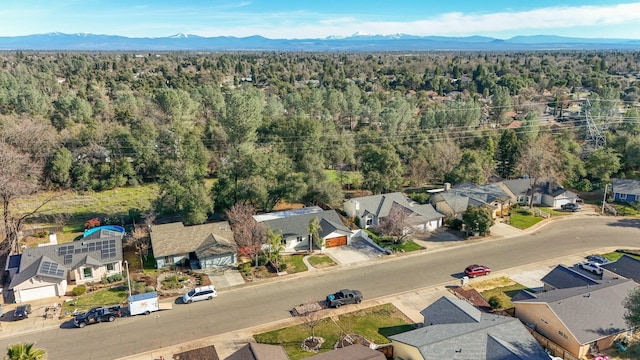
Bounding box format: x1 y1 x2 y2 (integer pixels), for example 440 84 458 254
323 235 385 266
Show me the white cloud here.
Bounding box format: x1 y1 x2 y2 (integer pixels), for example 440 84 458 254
193 2 640 39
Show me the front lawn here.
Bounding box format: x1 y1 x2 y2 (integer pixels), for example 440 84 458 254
307 254 336 268
282 255 308 274
365 230 424 252
508 209 544 229
478 277 532 309
254 304 416 360
62 286 129 315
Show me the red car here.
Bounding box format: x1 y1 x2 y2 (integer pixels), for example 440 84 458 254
464 265 491 278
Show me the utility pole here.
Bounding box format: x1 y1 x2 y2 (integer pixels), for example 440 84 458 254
124 260 132 298
601 183 609 215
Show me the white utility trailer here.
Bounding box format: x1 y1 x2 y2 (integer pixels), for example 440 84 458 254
128 291 161 316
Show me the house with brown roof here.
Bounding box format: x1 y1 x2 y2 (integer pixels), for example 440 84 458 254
150 221 237 269
303 344 385 360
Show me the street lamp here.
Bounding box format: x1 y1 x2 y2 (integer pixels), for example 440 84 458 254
124 260 132 298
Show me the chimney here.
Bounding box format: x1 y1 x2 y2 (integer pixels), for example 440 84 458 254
444 183 451 191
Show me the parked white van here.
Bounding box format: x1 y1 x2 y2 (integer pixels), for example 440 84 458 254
182 285 217 304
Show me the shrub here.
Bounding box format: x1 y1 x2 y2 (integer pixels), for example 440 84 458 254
409 192 430 204
488 296 502 309
72 285 86 296
279 263 287 271
447 218 463 231
33 230 49 238
84 217 101 230
107 273 123 283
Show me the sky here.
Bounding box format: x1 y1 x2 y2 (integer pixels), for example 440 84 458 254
1 0 640 39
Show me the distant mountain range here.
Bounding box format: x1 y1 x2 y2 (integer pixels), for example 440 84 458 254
1 33 639 51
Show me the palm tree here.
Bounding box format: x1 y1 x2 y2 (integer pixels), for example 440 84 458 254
6 343 47 360
308 217 323 252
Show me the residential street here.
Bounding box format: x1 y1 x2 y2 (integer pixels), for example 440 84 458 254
1 215 638 360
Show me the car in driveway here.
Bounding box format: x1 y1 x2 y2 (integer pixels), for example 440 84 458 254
587 255 610 265
14 304 32 320
561 203 581 212
464 264 491 278
577 261 603 275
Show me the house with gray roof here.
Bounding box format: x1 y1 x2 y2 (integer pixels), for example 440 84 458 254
500 178 579 208
302 344 385 360
225 343 289 360
513 279 637 358
151 221 237 269
600 254 640 283
8 232 123 303
540 264 602 291
390 296 549 360
344 192 443 232
255 207 353 251
612 178 640 203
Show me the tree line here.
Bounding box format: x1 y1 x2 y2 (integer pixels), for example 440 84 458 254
0 50 639 235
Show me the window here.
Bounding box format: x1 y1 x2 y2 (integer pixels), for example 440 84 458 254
620 193 627 200
296 236 304 242
83 267 93 279
366 218 373 226
281 238 287 245
106 263 115 271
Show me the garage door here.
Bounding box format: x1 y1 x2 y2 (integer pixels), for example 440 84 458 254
325 236 347 248
18 285 57 302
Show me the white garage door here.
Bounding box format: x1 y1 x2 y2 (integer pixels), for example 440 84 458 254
19 285 57 302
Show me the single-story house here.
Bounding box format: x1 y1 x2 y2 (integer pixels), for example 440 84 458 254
151 221 238 269
8 233 123 303
303 344 385 360
513 279 637 358
600 254 640 283
254 207 352 251
225 343 289 360
540 264 602 291
500 178 579 208
611 178 640 203
344 192 443 232
429 188 502 219
389 296 549 360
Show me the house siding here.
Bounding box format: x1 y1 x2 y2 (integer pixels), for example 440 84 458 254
390 341 424 360
515 303 581 357
614 193 638 203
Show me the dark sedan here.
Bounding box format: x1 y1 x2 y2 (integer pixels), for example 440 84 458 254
14 304 32 320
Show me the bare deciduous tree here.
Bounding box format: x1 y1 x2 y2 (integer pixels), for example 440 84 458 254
375 204 416 244
225 201 265 266
517 133 563 208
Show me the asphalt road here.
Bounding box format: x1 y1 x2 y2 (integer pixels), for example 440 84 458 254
1 215 638 360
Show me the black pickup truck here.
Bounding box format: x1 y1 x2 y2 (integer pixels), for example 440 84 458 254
74 305 122 328
326 289 363 308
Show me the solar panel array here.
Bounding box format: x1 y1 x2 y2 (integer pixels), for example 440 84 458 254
40 261 65 278
57 239 118 264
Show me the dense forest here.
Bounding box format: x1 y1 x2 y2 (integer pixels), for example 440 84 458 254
1 50 640 228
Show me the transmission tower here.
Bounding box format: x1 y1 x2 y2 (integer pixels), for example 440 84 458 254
582 98 617 157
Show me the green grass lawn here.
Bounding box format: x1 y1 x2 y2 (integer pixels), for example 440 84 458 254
282 255 308 274
62 286 129 315
254 304 416 360
324 169 362 188
508 209 544 229
595 250 640 262
307 254 336 268
480 282 531 309
381 240 424 252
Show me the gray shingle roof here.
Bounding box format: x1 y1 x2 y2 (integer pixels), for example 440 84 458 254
541 265 601 289
303 344 385 360
453 183 513 204
390 315 549 359
9 234 123 288
612 178 640 196
420 296 482 325
261 210 351 239
514 279 636 344
150 221 237 258
391 296 549 359
225 343 289 360
600 255 640 283
346 192 443 221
